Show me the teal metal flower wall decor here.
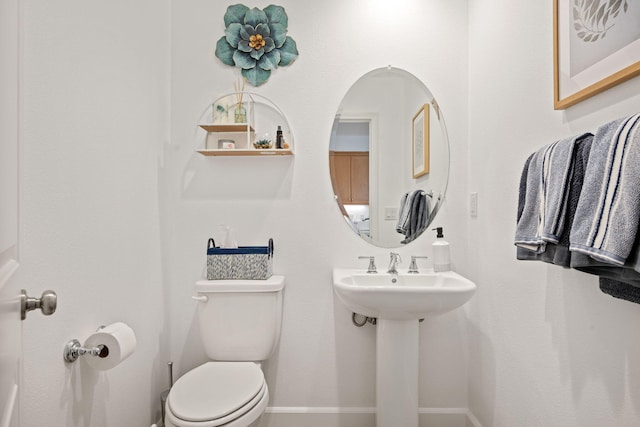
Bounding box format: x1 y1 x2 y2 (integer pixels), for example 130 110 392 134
215 4 299 86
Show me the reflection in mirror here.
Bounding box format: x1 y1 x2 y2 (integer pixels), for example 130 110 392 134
329 67 450 248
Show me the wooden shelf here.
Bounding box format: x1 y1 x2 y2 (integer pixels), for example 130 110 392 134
197 93 294 158
197 148 293 157
199 123 255 133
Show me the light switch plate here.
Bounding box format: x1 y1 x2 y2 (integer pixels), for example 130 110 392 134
470 192 478 217
384 207 398 220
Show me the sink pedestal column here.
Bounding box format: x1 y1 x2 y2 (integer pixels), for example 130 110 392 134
376 318 419 427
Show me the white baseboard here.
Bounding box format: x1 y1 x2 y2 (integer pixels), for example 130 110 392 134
259 407 482 427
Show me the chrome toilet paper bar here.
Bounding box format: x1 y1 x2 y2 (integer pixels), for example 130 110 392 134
62 322 136 369
63 339 109 363
63 325 107 363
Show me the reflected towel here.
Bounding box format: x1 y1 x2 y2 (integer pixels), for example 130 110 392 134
409 192 429 238
401 191 430 244
570 114 640 265
396 190 411 234
396 190 421 235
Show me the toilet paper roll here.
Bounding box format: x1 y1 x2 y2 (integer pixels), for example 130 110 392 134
83 322 137 371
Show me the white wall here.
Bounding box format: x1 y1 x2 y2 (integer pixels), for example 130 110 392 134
166 0 469 419
15 0 170 425
468 1 640 426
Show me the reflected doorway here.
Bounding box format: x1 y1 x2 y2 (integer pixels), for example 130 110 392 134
329 115 379 239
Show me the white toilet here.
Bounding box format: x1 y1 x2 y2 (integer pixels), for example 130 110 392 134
165 275 285 427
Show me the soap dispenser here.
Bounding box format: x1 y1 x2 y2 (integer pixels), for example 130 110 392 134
432 227 451 272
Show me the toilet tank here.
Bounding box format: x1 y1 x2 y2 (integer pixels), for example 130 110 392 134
194 276 285 361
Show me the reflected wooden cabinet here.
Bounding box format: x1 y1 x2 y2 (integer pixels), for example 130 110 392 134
329 151 369 205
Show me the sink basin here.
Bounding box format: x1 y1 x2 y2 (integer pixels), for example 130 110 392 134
332 268 476 320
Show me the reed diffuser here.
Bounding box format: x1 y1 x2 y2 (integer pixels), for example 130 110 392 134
233 78 246 123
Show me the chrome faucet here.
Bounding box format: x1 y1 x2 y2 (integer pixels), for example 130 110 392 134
387 252 402 274
358 256 377 274
408 256 429 273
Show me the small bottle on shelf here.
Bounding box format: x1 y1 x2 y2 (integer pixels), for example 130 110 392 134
276 126 284 149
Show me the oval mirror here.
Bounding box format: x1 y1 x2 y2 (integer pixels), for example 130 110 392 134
329 67 450 248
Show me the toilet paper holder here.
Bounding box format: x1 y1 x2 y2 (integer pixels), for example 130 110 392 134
63 326 109 363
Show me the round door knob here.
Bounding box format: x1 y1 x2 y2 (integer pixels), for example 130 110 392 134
40 290 57 316
21 289 58 320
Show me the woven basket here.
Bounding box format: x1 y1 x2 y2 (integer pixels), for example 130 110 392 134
206 238 273 280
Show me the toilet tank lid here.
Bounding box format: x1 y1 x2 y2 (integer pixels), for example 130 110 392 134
196 275 285 293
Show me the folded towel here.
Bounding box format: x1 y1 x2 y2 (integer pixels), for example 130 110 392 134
517 134 593 266
570 113 640 265
599 278 640 304
397 190 430 235
396 190 420 234
571 247 640 304
409 192 429 239
398 190 431 243
515 133 589 253
560 135 594 247
572 251 640 283
396 192 409 232
514 146 548 253
516 153 535 223
541 134 590 243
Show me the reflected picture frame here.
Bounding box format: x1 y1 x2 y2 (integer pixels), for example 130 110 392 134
553 0 640 109
412 104 429 178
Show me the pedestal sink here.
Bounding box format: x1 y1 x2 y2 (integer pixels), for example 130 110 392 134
332 268 476 427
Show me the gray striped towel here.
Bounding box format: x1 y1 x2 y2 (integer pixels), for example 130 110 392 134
570 113 640 266
514 145 547 253
515 134 588 253
517 134 593 266
541 134 591 243
396 190 421 235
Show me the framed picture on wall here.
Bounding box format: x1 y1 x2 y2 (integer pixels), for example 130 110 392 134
553 0 640 109
412 104 429 178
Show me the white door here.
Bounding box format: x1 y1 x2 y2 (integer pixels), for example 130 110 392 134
1 1 59 424
0 0 22 423
0 269 21 427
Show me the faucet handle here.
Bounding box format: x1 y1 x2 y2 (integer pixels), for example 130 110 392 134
358 256 377 274
408 256 429 274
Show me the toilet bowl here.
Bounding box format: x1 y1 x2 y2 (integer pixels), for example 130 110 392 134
165 362 268 427
165 276 285 427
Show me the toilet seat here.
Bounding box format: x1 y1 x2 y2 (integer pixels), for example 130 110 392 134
166 362 267 427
